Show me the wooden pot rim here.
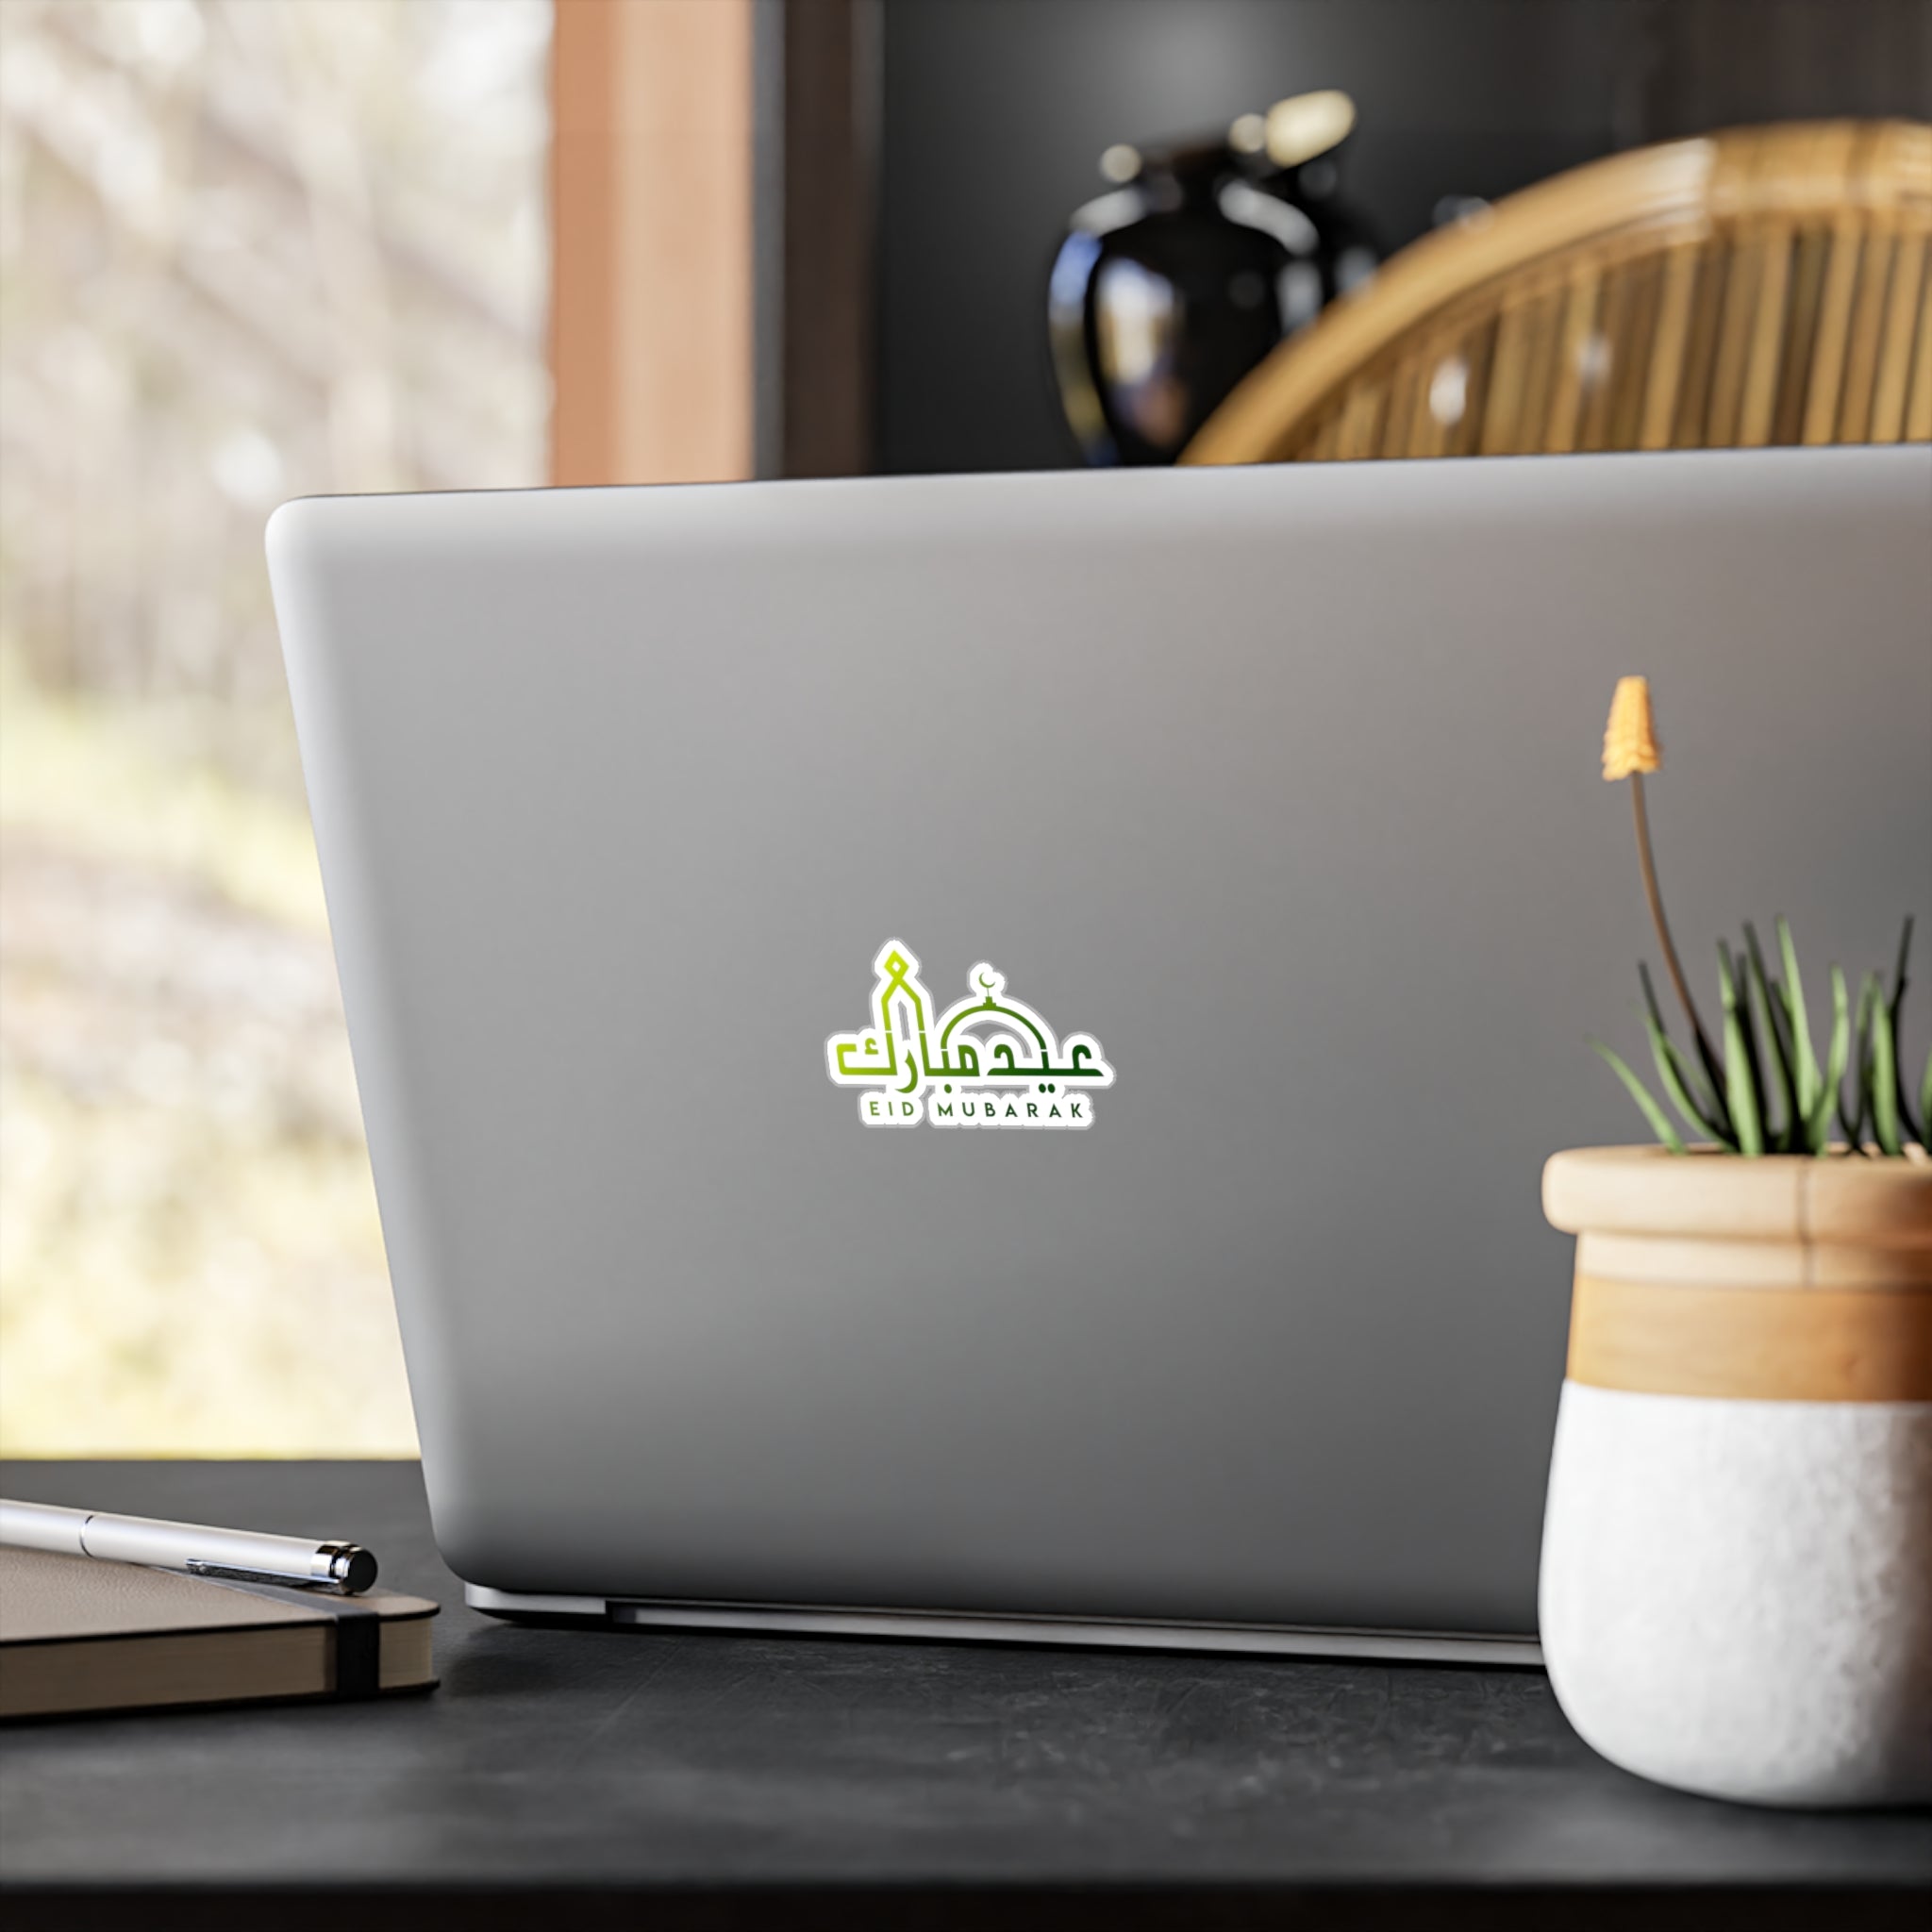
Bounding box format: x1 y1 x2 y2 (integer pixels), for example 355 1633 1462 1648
1543 1144 1932 1248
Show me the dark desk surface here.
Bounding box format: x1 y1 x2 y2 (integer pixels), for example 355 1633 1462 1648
2 1461 1926 1931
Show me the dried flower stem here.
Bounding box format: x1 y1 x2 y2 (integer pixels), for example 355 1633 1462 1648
1629 772 1717 1079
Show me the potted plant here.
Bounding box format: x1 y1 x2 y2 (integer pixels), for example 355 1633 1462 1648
1539 676 1931 1808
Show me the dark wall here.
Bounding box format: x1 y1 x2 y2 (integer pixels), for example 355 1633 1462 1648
874 0 1932 475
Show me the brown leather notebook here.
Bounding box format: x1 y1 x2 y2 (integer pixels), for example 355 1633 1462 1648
0 1545 437 1720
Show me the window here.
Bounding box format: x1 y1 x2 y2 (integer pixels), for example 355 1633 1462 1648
0 0 551 1452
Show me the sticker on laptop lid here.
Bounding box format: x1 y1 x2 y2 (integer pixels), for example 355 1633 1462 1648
826 940 1114 1128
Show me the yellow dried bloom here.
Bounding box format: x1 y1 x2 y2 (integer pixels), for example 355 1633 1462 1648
1603 675 1661 780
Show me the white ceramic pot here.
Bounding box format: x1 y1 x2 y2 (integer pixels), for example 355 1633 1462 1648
1540 1147 1932 1808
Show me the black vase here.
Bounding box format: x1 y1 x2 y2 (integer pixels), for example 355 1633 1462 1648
1048 99 1378 466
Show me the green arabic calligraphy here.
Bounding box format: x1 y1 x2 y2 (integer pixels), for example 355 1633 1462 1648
826 940 1116 1129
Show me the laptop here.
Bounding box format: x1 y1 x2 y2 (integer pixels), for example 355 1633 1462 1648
267 445 1931 1663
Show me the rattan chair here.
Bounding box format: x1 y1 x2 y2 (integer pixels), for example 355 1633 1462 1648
1182 121 1932 465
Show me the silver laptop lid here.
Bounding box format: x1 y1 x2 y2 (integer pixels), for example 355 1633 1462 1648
267 447 1931 1637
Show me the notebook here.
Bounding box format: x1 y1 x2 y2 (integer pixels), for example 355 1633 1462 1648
0 1546 437 1720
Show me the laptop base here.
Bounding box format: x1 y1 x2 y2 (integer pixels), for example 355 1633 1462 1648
466 1586 1542 1665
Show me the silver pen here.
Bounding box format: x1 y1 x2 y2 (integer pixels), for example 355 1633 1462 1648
0 1499 378 1594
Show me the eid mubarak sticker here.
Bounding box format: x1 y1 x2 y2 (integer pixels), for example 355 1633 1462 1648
826 941 1114 1128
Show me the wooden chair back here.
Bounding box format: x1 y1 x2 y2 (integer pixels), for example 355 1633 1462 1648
1182 122 1932 465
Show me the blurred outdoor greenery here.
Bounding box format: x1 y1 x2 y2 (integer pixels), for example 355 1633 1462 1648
0 0 550 1453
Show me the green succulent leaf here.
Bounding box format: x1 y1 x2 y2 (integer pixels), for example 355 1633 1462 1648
1639 961 1726 1134
1805 965 1851 1155
1870 992 1904 1158
1839 981 1870 1143
1641 1002 1730 1142
1845 973 1880 1153
1891 916 1922 1147
1592 1041 1687 1154
1718 945 1765 1158
1777 916 1820 1124
1743 924 1796 1149
1728 941 1778 1148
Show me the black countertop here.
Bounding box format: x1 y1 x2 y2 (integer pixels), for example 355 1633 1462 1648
2 1460 1926 1930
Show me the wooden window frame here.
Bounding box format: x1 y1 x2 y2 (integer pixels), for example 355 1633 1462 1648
549 0 876 486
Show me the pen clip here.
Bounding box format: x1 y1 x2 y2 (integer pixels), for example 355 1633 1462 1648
186 1558 344 1594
